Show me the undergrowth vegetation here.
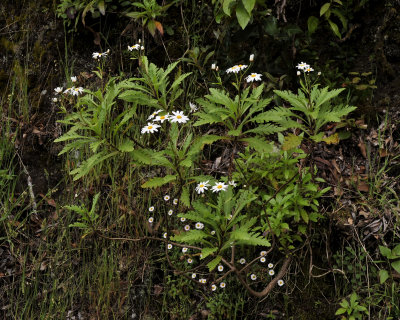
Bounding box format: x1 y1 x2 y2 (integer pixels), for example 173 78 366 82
1 0 400 319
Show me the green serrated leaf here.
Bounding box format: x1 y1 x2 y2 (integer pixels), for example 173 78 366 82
180 187 191 207
282 134 302 151
118 140 135 152
201 247 218 260
207 255 222 271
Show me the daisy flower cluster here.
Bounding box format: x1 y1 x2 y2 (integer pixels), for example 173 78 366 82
52 76 85 102
296 62 314 73
128 40 144 52
141 110 189 134
195 180 236 195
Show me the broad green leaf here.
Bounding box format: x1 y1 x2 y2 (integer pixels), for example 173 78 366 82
141 174 177 188
391 260 400 274
327 19 341 38
236 1 251 29
223 0 235 16
97 0 105 15
335 308 347 315
282 134 302 151
307 16 319 34
379 269 389 284
379 245 392 258
393 244 400 256
147 19 156 37
118 140 135 152
242 0 255 14
320 3 330 16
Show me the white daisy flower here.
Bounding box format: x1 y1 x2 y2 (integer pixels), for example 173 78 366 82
170 111 189 123
168 210 173 216
195 222 204 230
226 65 240 73
149 206 155 212
128 44 140 51
148 217 154 223
71 87 84 96
237 64 248 70
63 87 72 94
239 258 246 265
189 102 198 113
187 258 193 264
164 195 170 201
54 87 63 94
184 225 190 231
260 257 266 263
212 182 228 193
250 274 257 281
192 273 196 279
296 62 309 70
246 73 262 83
167 244 173 249
228 180 237 187
217 265 224 272
260 251 267 256
268 263 274 269
182 247 188 253
71 76 77 82
220 282 226 288
163 232 167 238
180 217 186 222
154 114 170 123
199 278 207 284
141 123 161 134
278 279 284 286
210 230 216 235
147 109 163 120
304 66 314 73
173 198 178 205
92 51 108 59
211 284 217 291
268 269 275 276
195 181 210 194
249 54 254 62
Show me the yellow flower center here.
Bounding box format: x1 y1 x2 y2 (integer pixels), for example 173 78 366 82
217 185 222 189
160 116 165 119
238 65 243 67
251 74 256 77
148 126 153 129
177 115 182 119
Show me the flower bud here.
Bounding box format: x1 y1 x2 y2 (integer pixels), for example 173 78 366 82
249 54 254 62
297 71 301 76
138 39 141 44
211 63 216 70
318 71 321 76
140 46 144 50
215 66 219 71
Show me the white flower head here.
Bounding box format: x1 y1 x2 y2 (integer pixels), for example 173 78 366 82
192 273 197 279
128 44 140 51
168 209 173 216
304 66 314 73
228 180 237 187
195 181 210 194
211 284 217 291
148 109 163 120
182 247 188 253
210 230 216 235
187 258 193 264
246 73 262 83
199 278 207 284
149 206 155 212
269 269 275 276
71 87 84 96
260 251 267 256
164 195 170 201
226 65 240 74
71 76 77 82
189 102 198 113
184 224 190 231
237 64 248 71
249 54 254 62
268 263 274 269
148 217 154 223
211 63 216 70
154 114 170 123
250 274 257 281
180 217 186 222
63 87 72 94
296 62 309 70
54 87 63 94
217 265 224 272
278 279 284 286
167 244 173 249
239 258 246 265
260 257 266 263
195 222 204 230
170 111 189 124
92 51 108 59
220 282 226 288
141 123 161 134
173 198 178 205
163 232 167 239
212 182 228 193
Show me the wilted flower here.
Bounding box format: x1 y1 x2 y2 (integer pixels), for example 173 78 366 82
52 97 58 102
170 111 189 123
189 102 198 113
212 182 228 193
228 180 237 187
260 251 267 256
141 123 161 134
250 274 257 281
140 46 144 51
196 181 210 194
246 73 262 83
297 71 301 76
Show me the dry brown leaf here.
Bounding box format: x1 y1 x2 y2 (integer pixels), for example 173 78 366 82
358 138 367 158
